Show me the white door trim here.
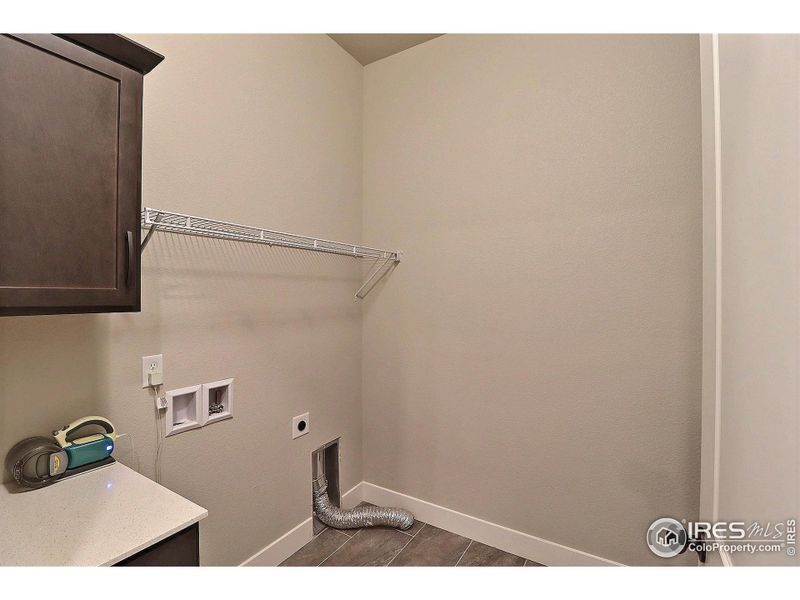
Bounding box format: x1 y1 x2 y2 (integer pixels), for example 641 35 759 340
699 32 722 530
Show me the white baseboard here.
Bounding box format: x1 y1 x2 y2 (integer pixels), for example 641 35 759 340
241 482 364 566
361 481 622 566
241 480 620 567
240 514 314 567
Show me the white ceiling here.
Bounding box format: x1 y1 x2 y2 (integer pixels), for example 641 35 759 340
328 34 443 66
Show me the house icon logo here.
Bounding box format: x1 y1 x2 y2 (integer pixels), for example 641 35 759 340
657 527 678 546
647 518 687 558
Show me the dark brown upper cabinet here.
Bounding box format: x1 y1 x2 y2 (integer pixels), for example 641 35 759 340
0 34 162 316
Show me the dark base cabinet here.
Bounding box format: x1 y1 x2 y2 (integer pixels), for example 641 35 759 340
0 34 162 316
114 523 200 567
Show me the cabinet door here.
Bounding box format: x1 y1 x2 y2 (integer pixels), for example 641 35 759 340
0 34 142 315
114 524 200 566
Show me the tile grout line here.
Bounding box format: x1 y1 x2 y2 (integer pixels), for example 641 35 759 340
385 523 426 566
288 519 531 567
454 540 473 567
338 527 357 538
406 521 424 537
315 529 357 566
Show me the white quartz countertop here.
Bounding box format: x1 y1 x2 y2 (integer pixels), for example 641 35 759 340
0 462 207 566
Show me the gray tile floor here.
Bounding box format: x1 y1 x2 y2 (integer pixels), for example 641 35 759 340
281 503 544 567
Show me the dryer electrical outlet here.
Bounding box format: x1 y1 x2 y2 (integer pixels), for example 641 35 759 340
292 413 310 439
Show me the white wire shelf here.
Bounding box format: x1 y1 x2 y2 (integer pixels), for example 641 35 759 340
140 208 400 299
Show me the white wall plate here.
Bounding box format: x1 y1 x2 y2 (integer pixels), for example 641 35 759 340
165 385 202 437
141 354 163 388
201 378 234 426
292 412 310 439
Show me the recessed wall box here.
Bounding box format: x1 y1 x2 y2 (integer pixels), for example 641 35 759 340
312 438 339 534
165 385 202 437
201 378 234 426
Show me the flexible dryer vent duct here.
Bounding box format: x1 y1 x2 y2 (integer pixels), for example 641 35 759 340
313 476 415 531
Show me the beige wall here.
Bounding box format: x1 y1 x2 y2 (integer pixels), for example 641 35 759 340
0 34 363 566
715 35 799 566
1 34 707 567
361 34 703 565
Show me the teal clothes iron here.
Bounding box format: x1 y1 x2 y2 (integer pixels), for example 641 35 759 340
52 416 116 470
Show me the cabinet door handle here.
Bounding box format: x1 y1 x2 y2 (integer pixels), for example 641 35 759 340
125 231 134 288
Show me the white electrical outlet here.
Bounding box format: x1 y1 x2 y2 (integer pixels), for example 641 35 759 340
142 354 164 388
292 412 310 439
